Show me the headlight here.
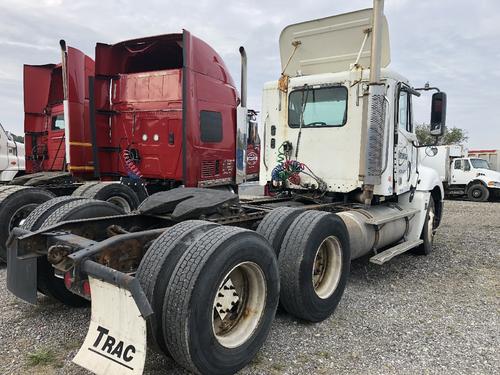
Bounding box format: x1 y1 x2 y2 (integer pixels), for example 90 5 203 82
487 181 500 188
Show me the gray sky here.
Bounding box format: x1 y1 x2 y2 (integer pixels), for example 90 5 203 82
0 0 498 148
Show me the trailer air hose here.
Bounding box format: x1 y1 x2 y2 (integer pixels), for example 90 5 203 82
271 141 327 192
122 149 143 179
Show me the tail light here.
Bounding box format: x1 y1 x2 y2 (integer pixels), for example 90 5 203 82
82 280 91 297
64 271 72 289
64 271 91 297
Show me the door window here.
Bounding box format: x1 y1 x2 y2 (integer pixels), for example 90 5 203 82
463 159 471 171
398 89 412 132
454 159 462 169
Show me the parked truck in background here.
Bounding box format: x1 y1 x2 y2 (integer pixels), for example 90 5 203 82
7 1 448 374
0 122 25 182
0 35 261 262
421 145 500 201
468 149 500 172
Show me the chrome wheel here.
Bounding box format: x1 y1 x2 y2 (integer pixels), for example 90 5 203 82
106 196 131 213
212 261 267 348
312 236 343 299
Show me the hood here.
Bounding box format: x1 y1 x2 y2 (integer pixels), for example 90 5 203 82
476 168 500 181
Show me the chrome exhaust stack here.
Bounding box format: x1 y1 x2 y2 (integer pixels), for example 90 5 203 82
235 46 248 185
59 39 71 166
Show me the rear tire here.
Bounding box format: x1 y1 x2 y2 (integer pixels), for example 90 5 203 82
136 220 219 354
278 210 350 322
467 183 489 202
71 182 100 197
33 199 124 306
256 207 303 255
72 182 140 212
21 196 86 232
162 226 279 375
0 186 55 262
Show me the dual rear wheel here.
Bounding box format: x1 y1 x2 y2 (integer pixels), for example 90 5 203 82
136 209 350 374
136 223 279 375
257 209 351 322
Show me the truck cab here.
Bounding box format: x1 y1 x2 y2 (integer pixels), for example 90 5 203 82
260 9 444 221
23 45 95 175
450 157 500 201
420 145 500 202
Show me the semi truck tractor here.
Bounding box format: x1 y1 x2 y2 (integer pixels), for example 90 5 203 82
0 35 260 261
0 122 25 182
7 1 447 374
420 145 500 201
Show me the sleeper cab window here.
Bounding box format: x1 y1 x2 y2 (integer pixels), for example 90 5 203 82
52 114 65 131
288 85 348 128
200 110 223 143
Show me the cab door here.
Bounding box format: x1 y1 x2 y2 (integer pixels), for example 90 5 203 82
451 158 473 185
394 85 418 195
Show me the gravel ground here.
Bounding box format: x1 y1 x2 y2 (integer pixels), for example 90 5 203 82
0 200 499 374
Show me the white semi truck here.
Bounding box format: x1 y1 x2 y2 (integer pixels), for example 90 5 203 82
421 145 500 201
7 2 448 374
0 122 25 182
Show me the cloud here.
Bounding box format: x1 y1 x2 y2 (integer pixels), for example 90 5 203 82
0 0 498 148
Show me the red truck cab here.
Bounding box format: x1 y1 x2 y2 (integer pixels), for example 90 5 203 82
94 31 258 188
23 46 95 175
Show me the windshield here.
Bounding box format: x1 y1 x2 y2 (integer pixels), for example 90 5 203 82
288 86 348 128
470 158 490 169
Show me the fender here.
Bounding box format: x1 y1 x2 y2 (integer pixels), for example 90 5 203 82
466 178 487 191
416 164 444 198
416 164 444 227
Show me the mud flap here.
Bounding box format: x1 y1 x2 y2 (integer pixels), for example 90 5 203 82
73 277 147 375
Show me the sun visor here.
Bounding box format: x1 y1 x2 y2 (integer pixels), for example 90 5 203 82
279 8 390 77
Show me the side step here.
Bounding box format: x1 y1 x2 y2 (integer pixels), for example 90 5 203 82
365 208 420 226
369 239 424 265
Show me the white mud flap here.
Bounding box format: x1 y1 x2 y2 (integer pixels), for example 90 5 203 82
73 277 147 375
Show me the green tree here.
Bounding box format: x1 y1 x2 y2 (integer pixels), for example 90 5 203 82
415 124 468 146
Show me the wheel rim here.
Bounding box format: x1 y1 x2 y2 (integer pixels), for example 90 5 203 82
472 188 482 199
9 203 38 232
312 236 343 299
106 196 131 213
212 261 267 348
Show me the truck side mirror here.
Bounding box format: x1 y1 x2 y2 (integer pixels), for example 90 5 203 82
430 92 446 136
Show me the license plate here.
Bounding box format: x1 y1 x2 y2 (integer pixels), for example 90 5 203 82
73 277 147 375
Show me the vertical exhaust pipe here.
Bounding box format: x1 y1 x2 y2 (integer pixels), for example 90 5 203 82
239 46 247 108
235 47 248 185
362 0 386 204
59 40 69 100
59 39 71 167
369 0 384 84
